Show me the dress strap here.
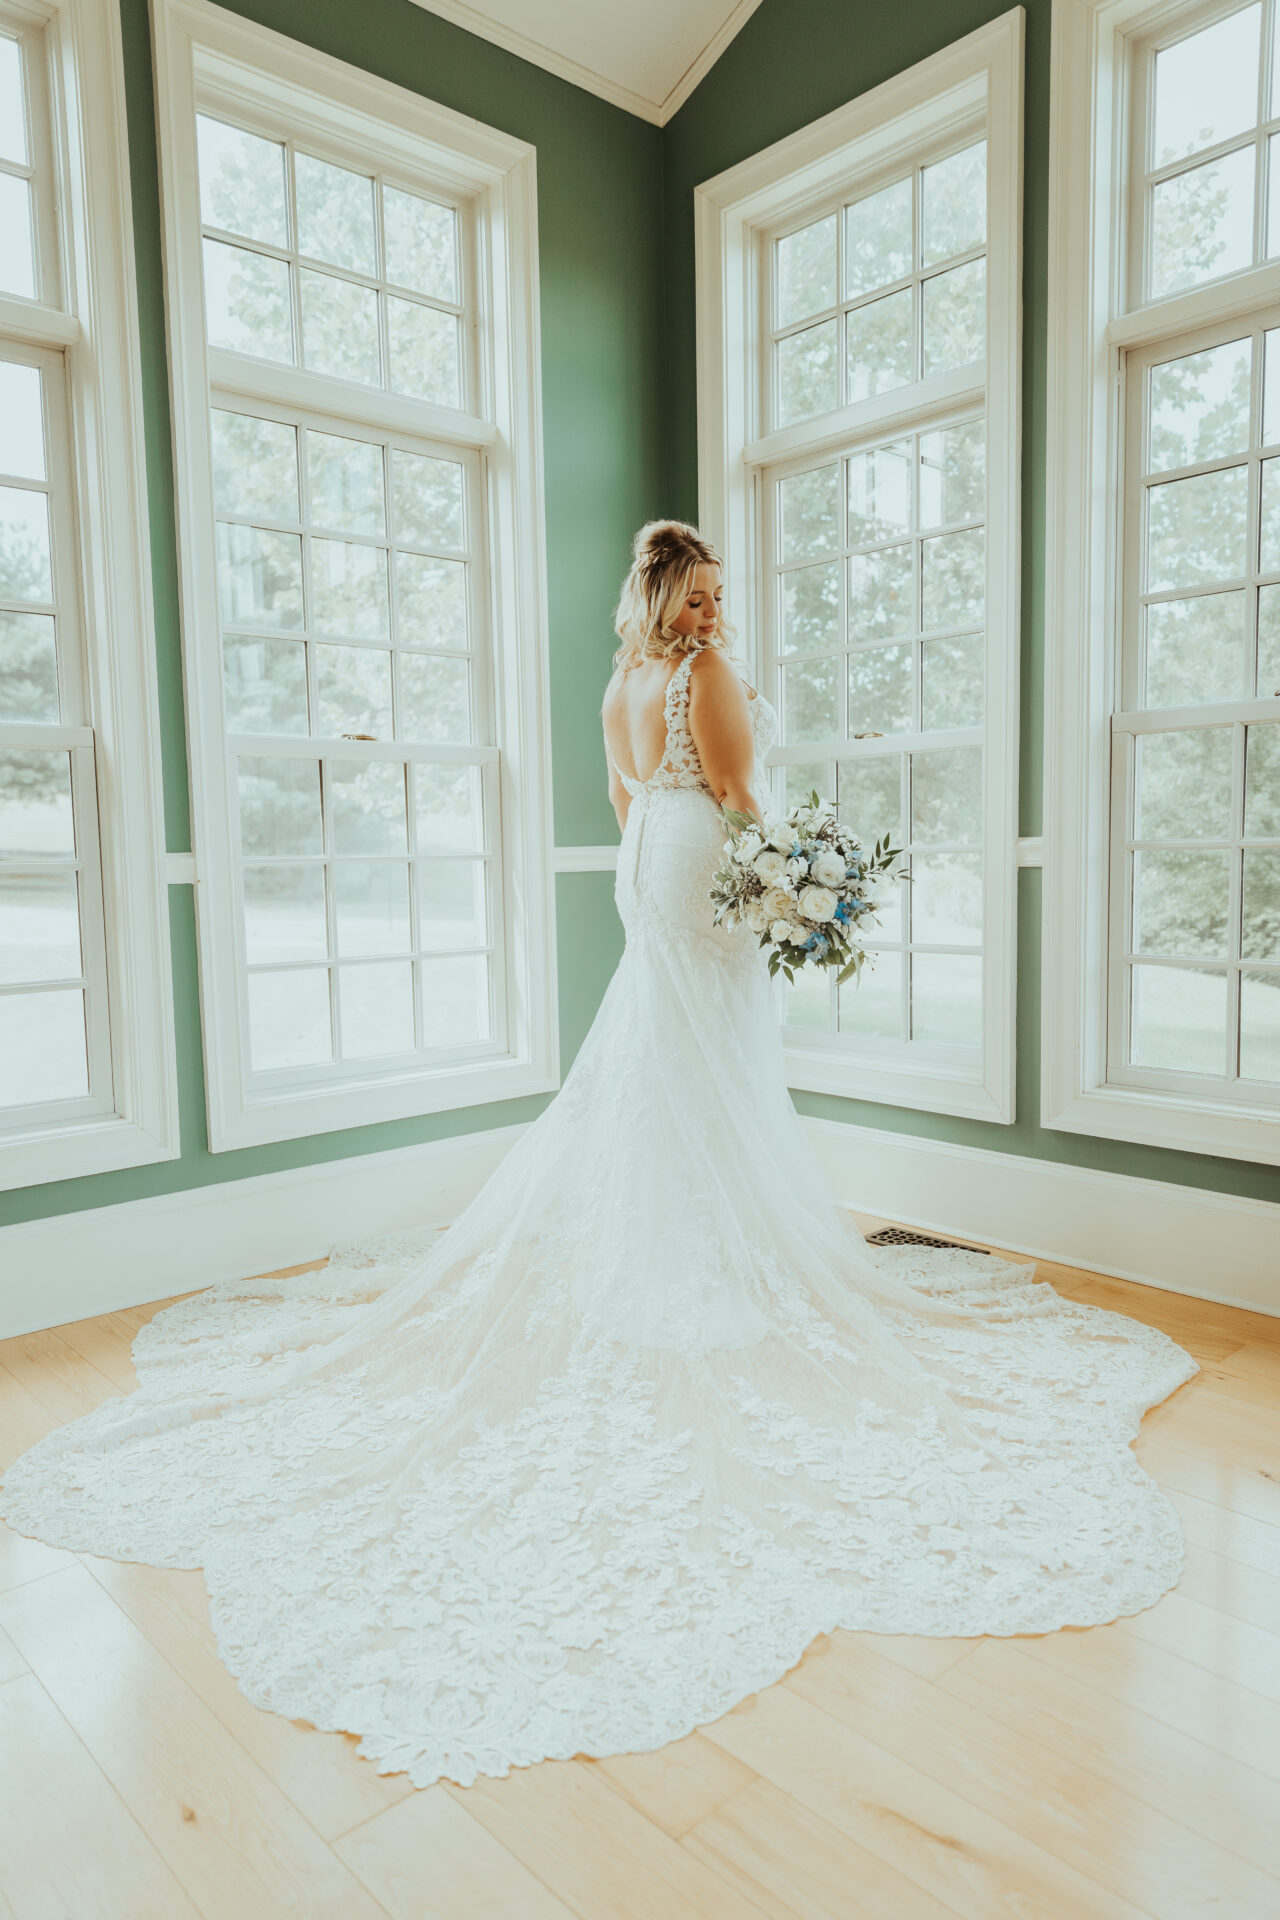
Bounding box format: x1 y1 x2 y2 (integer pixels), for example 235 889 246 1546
662 654 696 752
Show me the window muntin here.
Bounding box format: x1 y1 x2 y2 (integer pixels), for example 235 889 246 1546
768 139 987 429
196 110 465 410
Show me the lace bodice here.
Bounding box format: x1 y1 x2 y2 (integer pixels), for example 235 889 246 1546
617 652 777 800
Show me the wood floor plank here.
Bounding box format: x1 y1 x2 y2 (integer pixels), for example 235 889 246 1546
1135 1433 1280 1529
1216 1341 1280 1384
682 1774 962 1920
0 1524 74 1596
1164 1486 1280 1579
335 1783 576 1919
0 1363 58 1467
1049 1273 1280 1352
586 1728 756 1838
703 1681 1151 1920
0 1622 27 1683
0 1564 386 1919
1140 1382 1280 1465
1177 1539 1280 1633
0 1332 122 1424
850 1628 982 1680
0 1671 202 1919
1120 1587 1280 1703
938 1636 1280 1882
55 1314 140 1394
82 1551 417 1844
783 1628 1278 1919
445 1758 769 1919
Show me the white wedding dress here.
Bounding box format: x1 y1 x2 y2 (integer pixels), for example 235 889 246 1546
1 655 1198 1789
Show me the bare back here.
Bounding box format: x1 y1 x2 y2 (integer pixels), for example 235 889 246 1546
601 658 684 787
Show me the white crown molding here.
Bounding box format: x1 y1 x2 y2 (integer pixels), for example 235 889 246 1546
405 0 764 126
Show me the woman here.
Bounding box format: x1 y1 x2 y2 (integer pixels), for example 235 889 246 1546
0 520 1196 1790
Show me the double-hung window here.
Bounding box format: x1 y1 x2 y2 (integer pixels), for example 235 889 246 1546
0 0 175 1189
1047 0 1280 1162
153 0 556 1151
696 13 1023 1122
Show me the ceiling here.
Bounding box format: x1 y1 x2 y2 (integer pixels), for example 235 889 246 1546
407 0 763 124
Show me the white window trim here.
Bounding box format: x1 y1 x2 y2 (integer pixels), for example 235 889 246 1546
0 0 178 1191
693 9 1024 1125
152 0 558 1153
1045 0 1280 1164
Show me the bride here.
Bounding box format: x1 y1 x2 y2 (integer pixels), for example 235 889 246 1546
0 519 1197 1790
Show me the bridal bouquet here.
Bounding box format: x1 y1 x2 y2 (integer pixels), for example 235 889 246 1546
711 791 902 985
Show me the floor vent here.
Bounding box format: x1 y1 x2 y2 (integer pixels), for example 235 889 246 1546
864 1226 990 1255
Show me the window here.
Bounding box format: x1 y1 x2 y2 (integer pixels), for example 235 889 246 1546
696 14 1022 1122
1046 0 1280 1162
0 0 176 1189
153 0 556 1151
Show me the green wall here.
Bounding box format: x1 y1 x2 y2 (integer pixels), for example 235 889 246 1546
7 0 1278 1228
661 0 1280 1207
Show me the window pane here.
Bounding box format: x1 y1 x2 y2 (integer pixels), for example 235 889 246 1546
242 864 328 964
203 238 294 362
397 555 468 650
1258 585 1280 694
1145 592 1247 707
0 362 45 481
1240 970 1280 1077
776 212 836 327
196 117 288 247
0 988 87 1105
919 421 984 528
300 269 380 385
0 748 74 858
415 762 482 852
0 872 81 983
295 153 375 276
329 759 407 854
912 747 981 844
780 561 840 655
0 610 57 722
1147 466 1248 590
334 861 411 955
0 485 51 603
1137 728 1234 839
387 297 460 407
922 260 984 374
849 544 912 638
847 442 912 545
844 178 912 298
0 36 27 166
1259 458 1280 571
217 524 303 629
1134 848 1231 956
922 633 983 729
383 187 458 302
310 539 389 640
0 174 34 301
211 411 298 521
911 849 982 945
1131 963 1226 1073
911 951 981 1043
838 754 904 844
392 450 464 551
398 653 470 742
1148 338 1252 470
848 642 912 734
781 761 832 811
839 950 904 1037
846 290 912 403
780 464 840 562
223 635 308 734
777 318 838 424
307 431 384 536
418 859 486 949
339 959 414 1055
1242 849 1280 959
314 643 392 737
421 953 489 1047
922 527 984 631
1152 7 1260 165
1265 329 1280 445
248 967 331 1070
921 142 986 266
1245 723 1280 834
782 655 840 741
785 967 833 1030
1151 149 1254 298
237 756 322 856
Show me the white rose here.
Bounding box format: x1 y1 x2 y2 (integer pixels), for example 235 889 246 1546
736 831 763 863
786 854 809 882
798 884 837 922
769 919 797 944
752 848 787 883
768 824 795 853
745 896 771 933
811 850 846 887
760 885 795 922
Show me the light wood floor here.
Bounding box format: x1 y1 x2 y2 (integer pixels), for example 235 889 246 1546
1 1228 1278 1920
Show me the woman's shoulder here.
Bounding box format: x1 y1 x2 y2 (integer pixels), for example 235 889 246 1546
689 647 755 699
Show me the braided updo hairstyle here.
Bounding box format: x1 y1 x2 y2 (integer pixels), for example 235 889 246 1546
612 518 735 672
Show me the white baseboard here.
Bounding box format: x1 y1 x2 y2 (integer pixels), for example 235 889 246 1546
802 1116 1280 1318
3 1112 1276 1339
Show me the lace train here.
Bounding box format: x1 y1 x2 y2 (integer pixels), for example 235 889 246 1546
0 662 1197 1789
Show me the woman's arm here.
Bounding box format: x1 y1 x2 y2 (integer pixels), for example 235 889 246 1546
605 740 631 833
688 649 761 821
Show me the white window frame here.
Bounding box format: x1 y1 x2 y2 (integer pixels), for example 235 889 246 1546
694 10 1024 1124
0 0 177 1190
1046 0 1280 1163
152 0 558 1153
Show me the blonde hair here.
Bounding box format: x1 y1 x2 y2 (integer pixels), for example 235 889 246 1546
612 519 736 672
